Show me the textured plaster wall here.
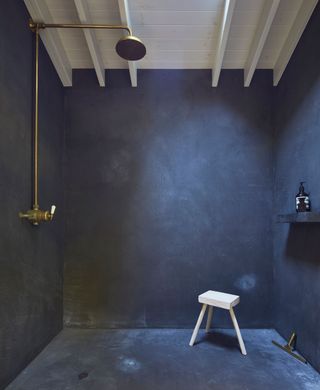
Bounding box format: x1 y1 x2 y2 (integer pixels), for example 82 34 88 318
0 1 65 388
64 69 274 329
273 3 320 372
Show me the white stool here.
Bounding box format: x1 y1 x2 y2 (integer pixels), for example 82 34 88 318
189 290 247 355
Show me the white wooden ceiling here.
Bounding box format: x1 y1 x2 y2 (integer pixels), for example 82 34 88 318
24 0 318 87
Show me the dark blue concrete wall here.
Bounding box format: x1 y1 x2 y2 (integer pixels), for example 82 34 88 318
4 0 319 382
0 1 65 388
64 69 274 328
274 4 320 372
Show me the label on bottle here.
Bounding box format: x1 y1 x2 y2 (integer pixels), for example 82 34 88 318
296 195 310 212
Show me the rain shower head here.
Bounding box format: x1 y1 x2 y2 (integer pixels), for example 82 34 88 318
28 20 147 61
116 35 146 61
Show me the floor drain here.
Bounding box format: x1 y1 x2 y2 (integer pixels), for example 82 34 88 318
78 372 89 380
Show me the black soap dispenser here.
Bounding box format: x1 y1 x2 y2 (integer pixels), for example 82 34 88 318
295 182 311 212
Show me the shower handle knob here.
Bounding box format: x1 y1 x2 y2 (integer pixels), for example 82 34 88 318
50 205 56 215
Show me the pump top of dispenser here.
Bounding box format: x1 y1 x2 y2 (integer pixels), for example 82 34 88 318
297 181 308 196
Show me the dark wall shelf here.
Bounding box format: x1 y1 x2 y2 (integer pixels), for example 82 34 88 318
277 212 320 223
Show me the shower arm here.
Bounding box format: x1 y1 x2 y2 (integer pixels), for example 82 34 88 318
19 20 134 225
29 20 132 35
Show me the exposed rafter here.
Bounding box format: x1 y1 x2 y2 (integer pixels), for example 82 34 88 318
212 0 236 87
244 0 280 87
273 0 319 86
117 0 138 87
24 0 318 88
74 0 105 87
24 0 72 87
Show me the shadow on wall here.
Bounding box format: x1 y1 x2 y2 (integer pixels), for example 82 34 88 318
286 225 320 265
274 4 320 135
275 74 320 138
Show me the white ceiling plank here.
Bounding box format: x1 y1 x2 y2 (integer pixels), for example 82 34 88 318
131 25 219 40
212 0 237 87
130 11 221 26
24 0 72 87
131 0 224 12
74 0 105 87
244 0 280 87
273 0 318 86
99 38 218 52
25 0 316 86
117 0 137 87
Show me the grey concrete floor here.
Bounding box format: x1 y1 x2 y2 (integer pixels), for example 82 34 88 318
6 329 320 390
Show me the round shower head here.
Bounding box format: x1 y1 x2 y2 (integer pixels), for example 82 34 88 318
116 35 146 61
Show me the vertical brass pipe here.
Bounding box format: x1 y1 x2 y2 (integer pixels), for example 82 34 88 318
21 20 141 225
33 26 39 210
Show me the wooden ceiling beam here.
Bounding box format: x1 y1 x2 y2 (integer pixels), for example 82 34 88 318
244 0 280 87
273 0 319 86
24 0 72 87
212 0 236 87
118 0 138 87
74 0 105 87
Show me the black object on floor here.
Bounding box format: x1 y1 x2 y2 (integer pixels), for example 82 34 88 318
6 329 320 390
78 372 89 380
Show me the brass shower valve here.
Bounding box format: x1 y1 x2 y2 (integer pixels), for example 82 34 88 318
19 205 56 226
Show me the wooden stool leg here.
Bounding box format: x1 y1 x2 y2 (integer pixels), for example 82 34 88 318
189 304 207 346
229 307 247 355
205 306 213 333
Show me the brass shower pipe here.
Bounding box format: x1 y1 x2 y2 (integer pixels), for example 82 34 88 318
19 20 146 225
31 21 131 34
19 22 56 225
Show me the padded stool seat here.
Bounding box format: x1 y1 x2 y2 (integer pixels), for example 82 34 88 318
189 290 247 355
